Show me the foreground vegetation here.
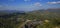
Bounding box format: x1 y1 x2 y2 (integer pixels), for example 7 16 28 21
0 10 60 28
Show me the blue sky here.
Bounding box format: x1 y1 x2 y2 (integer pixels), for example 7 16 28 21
0 0 60 11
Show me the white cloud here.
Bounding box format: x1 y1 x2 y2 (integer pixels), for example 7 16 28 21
34 2 42 7
7 0 15 2
0 2 42 11
0 4 16 10
24 0 30 2
57 1 60 4
47 1 60 4
48 2 57 4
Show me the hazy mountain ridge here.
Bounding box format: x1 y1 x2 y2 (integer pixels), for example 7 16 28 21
0 10 26 19
46 8 60 13
0 8 60 19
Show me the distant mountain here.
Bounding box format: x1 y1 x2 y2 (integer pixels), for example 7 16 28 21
0 10 25 15
0 10 26 18
29 8 60 13
46 8 60 13
0 8 60 18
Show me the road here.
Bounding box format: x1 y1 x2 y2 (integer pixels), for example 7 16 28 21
18 20 31 28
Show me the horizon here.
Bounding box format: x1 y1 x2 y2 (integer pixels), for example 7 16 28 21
0 0 60 11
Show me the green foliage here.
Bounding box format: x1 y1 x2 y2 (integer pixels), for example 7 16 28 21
0 11 60 28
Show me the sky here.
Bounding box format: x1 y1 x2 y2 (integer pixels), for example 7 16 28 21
0 0 60 11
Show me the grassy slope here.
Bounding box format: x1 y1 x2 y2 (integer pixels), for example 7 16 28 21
0 10 60 28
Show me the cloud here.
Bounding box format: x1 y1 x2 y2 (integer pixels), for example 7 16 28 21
47 1 60 4
57 1 60 4
7 0 15 2
34 2 42 7
0 4 16 10
48 2 57 4
0 2 42 11
24 0 31 2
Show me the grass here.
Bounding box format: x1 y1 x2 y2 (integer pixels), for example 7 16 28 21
0 12 60 28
